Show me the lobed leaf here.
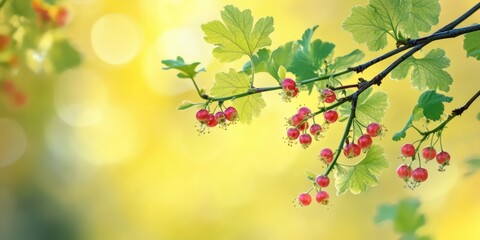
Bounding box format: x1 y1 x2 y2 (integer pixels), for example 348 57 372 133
402 0 440 38
211 69 265 124
416 90 452 121
339 88 389 136
330 49 365 71
201 5 274 62
391 49 453 92
162 56 205 79
334 145 389 195
464 30 480 60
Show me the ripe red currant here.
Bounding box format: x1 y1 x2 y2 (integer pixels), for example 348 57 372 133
319 148 334 164
315 175 330 188
324 110 338 123
292 87 299 97
297 121 309 131
224 106 238 122
195 109 209 123
322 88 336 103
401 144 415 157
309 123 322 139
396 164 412 180
366 122 382 137
436 151 451 165
282 78 296 91
299 134 312 148
287 128 300 140
357 134 373 149
297 107 311 120
0 35 10 51
412 167 428 182
215 111 226 123
206 114 218 127
289 114 303 127
422 147 436 161
55 7 69 26
315 191 329 205
343 143 361 158
298 192 312 206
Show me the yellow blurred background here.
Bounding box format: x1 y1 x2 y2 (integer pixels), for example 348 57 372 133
1 0 479 239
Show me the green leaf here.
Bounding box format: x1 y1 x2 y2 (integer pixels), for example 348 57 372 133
11 0 36 19
305 170 316 182
342 0 411 51
391 49 453 92
298 25 318 50
330 49 365 71
392 115 413 141
177 101 203 110
465 157 480 177
334 145 389 195
464 30 480 60
402 0 440 38
201 5 274 62
48 40 82 73
211 69 265 124
162 56 205 79
416 90 452 121
339 88 389 136
375 198 427 235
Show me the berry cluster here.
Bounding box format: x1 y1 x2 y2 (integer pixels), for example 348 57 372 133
195 106 238 133
1 80 27 108
32 0 70 27
397 143 451 189
297 175 331 207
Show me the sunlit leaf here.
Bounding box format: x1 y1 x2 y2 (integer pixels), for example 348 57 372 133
177 101 203 110
211 69 265 124
201 5 274 62
391 49 453 92
162 56 205 79
402 0 440 38
464 31 480 60
330 49 365 71
416 90 452 121
342 0 411 51
335 145 389 195
339 88 389 136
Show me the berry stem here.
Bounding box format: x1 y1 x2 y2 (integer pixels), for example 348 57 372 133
249 55 256 88
189 77 204 99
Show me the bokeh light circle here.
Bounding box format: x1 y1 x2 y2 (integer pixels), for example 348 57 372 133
91 14 142 65
72 107 141 165
55 69 108 127
0 119 27 168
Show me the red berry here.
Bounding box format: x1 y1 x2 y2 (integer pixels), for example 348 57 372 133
195 109 209 123
396 164 412 180
357 134 373 149
299 134 312 148
315 175 330 188
412 167 428 182
292 87 299 97
12 91 27 107
422 147 436 161
297 121 309 131
214 111 226 124
401 144 416 157
324 110 338 123
282 78 296 91
297 107 311 120
289 114 303 127
0 35 10 51
309 123 322 137
206 114 218 127
315 191 329 205
343 143 361 158
298 193 312 206
319 148 334 164
1 80 15 94
287 128 300 140
366 122 382 137
322 88 336 103
224 106 238 122
436 151 451 165
55 7 69 27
